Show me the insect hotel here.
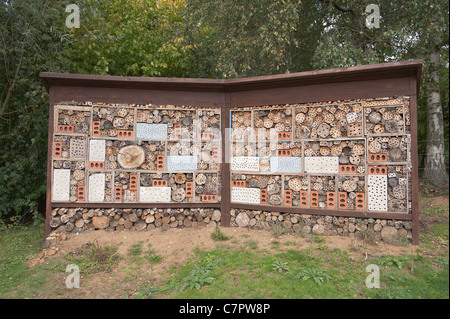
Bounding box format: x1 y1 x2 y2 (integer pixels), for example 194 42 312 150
40 60 422 244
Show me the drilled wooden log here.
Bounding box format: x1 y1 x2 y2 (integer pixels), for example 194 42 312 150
60 214 70 224
75 218 84 228
123 219 133 229
145 215 155 224
65 222 74 232
50 217 61 228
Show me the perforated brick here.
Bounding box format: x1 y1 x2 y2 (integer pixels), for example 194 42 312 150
185 182 194 198
52 169 71 201
88 161 105 169
167 156 198 171
284 190 293 206
201 194 218 202
139 187 171 203
152 179 168 187
89 139 106 162
310 191 319 208
327 192 336 209
69 138 86 158
231 187 260 204
117 130 134 138
211 145 220 162
231 156 260 172
368 166 387 175
300 190 308 207
232 180 247 187
156 155 165 171
129 174 138 191
260 189 268 204
369 153 388 162
198 132 214 140
57 125 74 133
92 121 101 136
304 156 339 174
88 173 105 202
277 132 293 140
77 186 86 202
277 149 292 157
173 124 182 139
338 192 347 210
355 192 365 210
54 142 62 158
339 165 357 174
368 175 388 211
114 186 123 203
136 123 168 140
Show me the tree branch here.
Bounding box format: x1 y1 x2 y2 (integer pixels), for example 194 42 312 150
319 0 353 14
0 51 23 118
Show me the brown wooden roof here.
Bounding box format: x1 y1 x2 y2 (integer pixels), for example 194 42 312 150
40 59 422 94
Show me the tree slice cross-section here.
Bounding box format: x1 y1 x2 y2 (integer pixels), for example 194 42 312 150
117 145 146 169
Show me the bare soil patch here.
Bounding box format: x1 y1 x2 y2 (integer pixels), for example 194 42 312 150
31 193 448 298
35 225 415 299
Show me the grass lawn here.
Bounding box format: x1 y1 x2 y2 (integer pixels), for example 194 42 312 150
0 220 49 298
153 243 448 299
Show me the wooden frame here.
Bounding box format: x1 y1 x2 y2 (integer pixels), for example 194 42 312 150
41 60 422 243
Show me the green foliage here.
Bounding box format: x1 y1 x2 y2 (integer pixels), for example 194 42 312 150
211 226 230 241
183 0 323 78
0 0 448 224
1 222 448 298
271 260 290 273
0 0 68 224
0 220 46 297
128 242 144 257
180 257 222 291
144 245 163 264
376 255 423 270
63 241 120 273
271 221 287 238
295 267 332 286
64 0 192 77
132 283 158 299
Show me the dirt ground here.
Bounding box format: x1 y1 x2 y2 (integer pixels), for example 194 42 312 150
33 194 448 299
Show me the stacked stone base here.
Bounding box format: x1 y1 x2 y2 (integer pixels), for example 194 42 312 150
231 209 412 244
49 207 412 244
49 207 221 233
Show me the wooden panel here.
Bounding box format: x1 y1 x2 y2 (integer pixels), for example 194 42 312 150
42 60 422 241
229 77 413 107
52 86 226 107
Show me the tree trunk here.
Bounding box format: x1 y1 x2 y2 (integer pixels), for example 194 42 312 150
424 45 449 190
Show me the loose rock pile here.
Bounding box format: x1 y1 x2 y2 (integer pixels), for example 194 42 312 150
230 209 412 242
50 207 222 233
49 206 411 243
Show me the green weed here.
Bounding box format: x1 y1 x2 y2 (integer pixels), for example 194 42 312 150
295 267 331 286
272 260 290 272
64 241 120 274
211 226 230 241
